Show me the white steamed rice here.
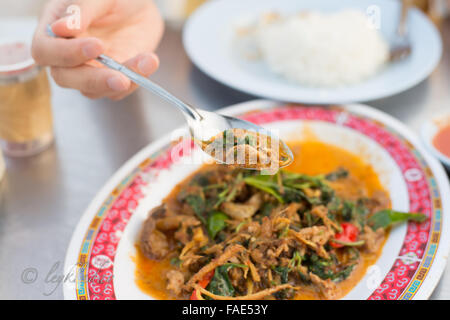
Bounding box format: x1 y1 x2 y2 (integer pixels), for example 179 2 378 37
254 10 389 87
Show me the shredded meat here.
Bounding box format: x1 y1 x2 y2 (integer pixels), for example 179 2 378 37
185 244 246 289
250 246 265 264
156 215 199 231
259 216 272 238
166 270 184 295
309 273 340 300
240 221 260 235
361 226 385 253
139 205 170 260
221 193 262 220
246 259 261 282
229 267 245 290
290 228 329 259
299 226 333 246
311 206 339 232
365 190 391 214
195 284 298 300
284 203 301 223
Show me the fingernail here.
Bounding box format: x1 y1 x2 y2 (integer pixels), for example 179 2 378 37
82 42 101 59
107 76 128 92
138 54 158 74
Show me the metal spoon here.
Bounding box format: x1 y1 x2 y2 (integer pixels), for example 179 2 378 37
46 25 294 170
390 0 412 62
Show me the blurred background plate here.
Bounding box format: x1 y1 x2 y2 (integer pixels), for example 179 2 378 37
183 0 442 104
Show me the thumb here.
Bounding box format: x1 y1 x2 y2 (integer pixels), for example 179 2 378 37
51 0 116 37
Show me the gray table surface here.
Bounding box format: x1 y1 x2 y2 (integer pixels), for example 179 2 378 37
0 19 449 300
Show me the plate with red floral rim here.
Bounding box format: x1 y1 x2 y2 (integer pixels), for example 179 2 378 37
63 100 450 300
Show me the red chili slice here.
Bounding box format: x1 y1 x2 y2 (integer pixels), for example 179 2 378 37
189 270 215 300
330 222 359 248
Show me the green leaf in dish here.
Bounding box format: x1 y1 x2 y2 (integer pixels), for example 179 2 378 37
368 209 427 230
207 211 229 239
206 263 247 297
244 175 284 203
185 194 206 224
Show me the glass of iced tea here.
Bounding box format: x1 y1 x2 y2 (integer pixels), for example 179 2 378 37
0 40 53 157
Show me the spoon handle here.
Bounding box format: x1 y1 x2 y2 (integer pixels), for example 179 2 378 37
46 25 202 121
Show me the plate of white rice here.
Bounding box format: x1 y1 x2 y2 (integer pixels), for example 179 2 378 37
183 0 442 104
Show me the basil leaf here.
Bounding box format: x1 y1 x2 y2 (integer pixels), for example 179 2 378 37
207 211 228 239
306 254 334 280
341 201 355 221
272 266 290 284
244 176 284 203
206 263 246 297
244 171 336 206
185 194 206 224
368 209 426 230
259 202 274 217
332 264 355 282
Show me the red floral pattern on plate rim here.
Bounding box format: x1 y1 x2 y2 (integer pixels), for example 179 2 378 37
74 105 442 300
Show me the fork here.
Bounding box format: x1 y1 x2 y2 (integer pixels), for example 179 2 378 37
390 0 412 62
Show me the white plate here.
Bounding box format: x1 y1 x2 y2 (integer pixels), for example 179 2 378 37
63 100 450 300
183 0 442 104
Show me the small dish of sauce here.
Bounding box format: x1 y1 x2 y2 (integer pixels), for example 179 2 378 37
421 115 450 169
432 124 450 158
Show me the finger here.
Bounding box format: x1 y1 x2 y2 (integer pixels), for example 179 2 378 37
32 35 103 67
50 65 131 95
107 53 160 100
122 52 160 91
32 0 104 67
51 52 159 100
51 0 116 37
80 91 102 100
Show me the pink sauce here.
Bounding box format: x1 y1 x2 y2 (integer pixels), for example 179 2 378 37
433 125 450 158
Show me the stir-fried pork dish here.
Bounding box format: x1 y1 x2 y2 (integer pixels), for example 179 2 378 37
136 141 426 300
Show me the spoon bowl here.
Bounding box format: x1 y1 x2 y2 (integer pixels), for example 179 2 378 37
191 109 294 170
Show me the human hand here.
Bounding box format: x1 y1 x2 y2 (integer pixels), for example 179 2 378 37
32 0 164 100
